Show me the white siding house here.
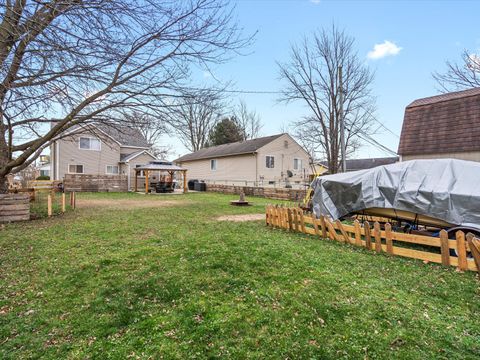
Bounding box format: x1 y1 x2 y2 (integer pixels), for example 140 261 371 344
175 133 312 187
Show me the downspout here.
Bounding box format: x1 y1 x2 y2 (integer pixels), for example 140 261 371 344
254 152 258 187
127 162 131 191
56 141 60 180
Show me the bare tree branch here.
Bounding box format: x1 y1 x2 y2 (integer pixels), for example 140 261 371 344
166 88 225 152
433 49 480 92
277 25 376 174
0 0 252 192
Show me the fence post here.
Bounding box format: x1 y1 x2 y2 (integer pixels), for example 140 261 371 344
282 205 288 229
440 230 450 266
354 220 362 246
73 192 76 209
320 215 327 239
385 223 393 254
293 208 299 232
456 231 468 271
280 206 285 228
47 194 52 217
466 234 480 273
287 208 293 231
299 209 306 233
70 192 74 207
62 193 66 213
364 221 372 250
374 222 382 253
312 215 320 236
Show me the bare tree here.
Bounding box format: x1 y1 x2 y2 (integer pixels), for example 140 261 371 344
433 50 480 92
234 100 262 139
0 0 250 192
167 88 225 152
121 110 169 157
278 26 376 174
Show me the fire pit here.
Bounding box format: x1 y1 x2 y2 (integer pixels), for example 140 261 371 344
230 191 251 206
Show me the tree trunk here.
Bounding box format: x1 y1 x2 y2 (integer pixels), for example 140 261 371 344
0 175 8 194
0 129 10 193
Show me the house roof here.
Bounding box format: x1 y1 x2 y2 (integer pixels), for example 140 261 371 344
62 122 150 148
120 150 156 162
320 157 399 172
175 134 285 162
97 124 150 148
398 87 480 156
134 162 186 172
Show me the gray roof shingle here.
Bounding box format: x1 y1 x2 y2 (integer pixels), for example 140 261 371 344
175 134 285 162
98 124 150 148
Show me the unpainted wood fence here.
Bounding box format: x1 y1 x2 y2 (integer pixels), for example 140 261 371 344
265 205 480 274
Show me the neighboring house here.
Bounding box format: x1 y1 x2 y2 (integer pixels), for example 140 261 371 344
398 87 480 162
175 133 312 187
50 123 157 190
38 163 51 178
319 157 398 173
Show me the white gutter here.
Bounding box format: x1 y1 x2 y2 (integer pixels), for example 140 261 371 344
55 141 60 180
127 163 131 191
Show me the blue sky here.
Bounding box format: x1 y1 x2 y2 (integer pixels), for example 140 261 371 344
165 0 480 159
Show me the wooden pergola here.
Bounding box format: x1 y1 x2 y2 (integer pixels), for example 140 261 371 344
133 163 188 194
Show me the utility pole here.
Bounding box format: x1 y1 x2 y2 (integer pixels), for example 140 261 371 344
339 65 346 173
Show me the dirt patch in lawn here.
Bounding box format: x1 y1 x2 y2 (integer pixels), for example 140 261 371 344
77 198 192 209
216 214 265 222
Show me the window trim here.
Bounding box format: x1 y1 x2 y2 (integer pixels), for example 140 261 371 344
106 165 120 175
294 158 302 171
210 159 217 171
265 155 275 169
78 136 101 151
67 164 84 174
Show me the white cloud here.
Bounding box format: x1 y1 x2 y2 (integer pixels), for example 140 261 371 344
367 40 402 60
310 0 321 4
203 71 212 78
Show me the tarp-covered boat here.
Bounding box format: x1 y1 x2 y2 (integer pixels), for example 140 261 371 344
311 159 480 231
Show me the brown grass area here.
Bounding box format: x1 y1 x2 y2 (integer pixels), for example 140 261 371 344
216 214 265 222
77 198 192 209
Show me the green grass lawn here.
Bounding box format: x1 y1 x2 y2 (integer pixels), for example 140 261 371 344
1 192 479 359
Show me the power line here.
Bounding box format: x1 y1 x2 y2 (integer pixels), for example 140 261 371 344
220 88 401 138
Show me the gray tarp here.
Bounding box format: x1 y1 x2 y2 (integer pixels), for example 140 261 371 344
311 159 480 229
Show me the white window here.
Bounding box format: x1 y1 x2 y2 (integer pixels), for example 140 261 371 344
266 156 275 169
79 137 101 150
294 158 302 170
106 165 119 174
210 159 217 171
135 164 145 177
68 164 84 174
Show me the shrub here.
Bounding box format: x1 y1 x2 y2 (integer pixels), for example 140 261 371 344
36 175 50 180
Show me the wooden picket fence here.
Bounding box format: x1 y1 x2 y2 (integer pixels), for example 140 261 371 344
265 205 480 274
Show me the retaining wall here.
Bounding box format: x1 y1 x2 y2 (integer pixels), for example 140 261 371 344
206 183 306 201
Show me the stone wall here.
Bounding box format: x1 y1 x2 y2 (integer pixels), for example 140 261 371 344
64 174 127 192
205 183 306 202
0 193 30 223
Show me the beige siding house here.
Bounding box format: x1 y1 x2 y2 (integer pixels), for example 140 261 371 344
398 87 480 162
51 124 157 190
175 133 312 187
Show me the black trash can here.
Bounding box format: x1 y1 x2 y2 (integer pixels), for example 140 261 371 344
188 179 198 191
194 182 206 192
